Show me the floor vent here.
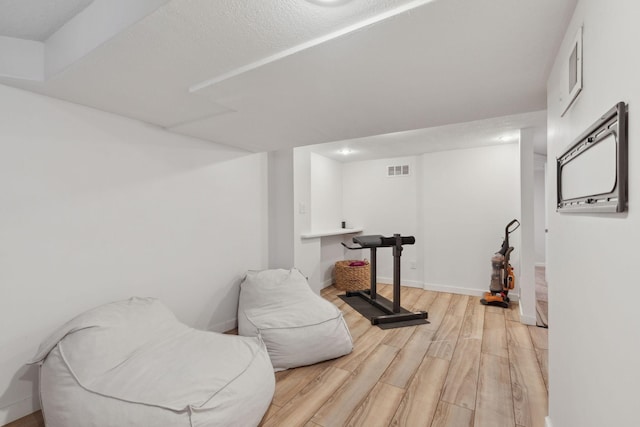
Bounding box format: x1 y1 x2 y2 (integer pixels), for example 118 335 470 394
387 164 410 177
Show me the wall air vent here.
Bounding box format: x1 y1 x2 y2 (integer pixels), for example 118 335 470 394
387 164 410 177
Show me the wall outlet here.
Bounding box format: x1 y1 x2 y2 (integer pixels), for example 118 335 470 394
410 260 417 269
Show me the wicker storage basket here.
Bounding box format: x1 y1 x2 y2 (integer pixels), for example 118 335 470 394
334 260 370 291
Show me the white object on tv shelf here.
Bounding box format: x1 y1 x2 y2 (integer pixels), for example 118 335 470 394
300 228 363 239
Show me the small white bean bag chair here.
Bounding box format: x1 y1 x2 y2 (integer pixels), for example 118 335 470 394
238 268 353 371
30 297 275 427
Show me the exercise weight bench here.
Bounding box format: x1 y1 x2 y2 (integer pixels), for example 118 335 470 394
342 234 428 325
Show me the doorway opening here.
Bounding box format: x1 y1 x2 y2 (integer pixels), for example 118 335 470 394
534 155 548 327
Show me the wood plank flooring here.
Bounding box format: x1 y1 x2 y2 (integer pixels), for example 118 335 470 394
262 284 548 427
4 285 548 427
535 266 548 328
2 413 43 427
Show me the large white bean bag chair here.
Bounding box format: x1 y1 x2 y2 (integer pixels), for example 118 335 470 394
30 297 275 427
238 268 353 371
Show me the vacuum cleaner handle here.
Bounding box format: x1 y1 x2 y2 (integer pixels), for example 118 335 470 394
504 246 514 262
506 219 520 235
501 219 520 254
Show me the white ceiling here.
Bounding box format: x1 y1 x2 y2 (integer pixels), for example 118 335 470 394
308 110 547 162
0 0 94 41
0 0 577 156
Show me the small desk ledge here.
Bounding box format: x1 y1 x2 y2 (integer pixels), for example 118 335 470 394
300 228 363 239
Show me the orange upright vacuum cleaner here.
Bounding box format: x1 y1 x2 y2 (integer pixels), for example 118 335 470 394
481 219 520 308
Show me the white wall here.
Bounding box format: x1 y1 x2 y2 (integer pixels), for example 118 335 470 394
519 129 537 325
422 144 521 295
293 151 353 291
311 153 348 287
310 153 343 231
341 147 522 295
293 147 324 291
0 36 43 81
546 1 640 426
0 84 268 424
343 156 421 286
534 157 547 266
268 149 294 269
319 235 348 287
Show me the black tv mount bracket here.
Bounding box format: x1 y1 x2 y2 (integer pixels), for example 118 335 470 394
342 234 428 325
557 101 628 213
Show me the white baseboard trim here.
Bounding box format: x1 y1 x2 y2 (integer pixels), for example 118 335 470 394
422 282 520 301
519 314 537 326
0 395 40 425
209 318 237 333
519 302 537 325
535 262 547 267
327 278 526 305
545 416 553 427
423 282 484 297
376 277 424 289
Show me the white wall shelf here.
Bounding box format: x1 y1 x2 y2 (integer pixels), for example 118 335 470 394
300 228 363 239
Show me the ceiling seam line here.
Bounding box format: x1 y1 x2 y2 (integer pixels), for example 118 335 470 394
188 0 436 93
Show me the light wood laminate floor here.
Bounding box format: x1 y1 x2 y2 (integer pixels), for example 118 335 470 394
535 266 548 328
261 284 548 427
5 285 548 427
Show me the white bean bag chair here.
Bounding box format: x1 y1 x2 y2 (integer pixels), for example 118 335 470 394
30 297 275 427
238 268 353 371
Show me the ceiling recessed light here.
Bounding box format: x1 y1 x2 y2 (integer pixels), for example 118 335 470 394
339 148 353 155
498 133 518 142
